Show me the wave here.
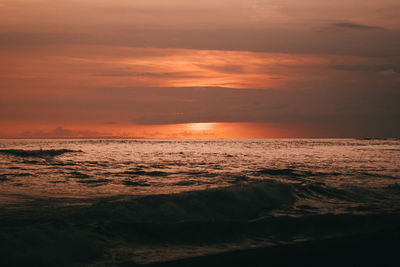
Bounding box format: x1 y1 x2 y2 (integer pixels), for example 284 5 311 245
69 171 91 178
77 179 110 185
255 168 299 176
122 170 170 177
0 149 82 158
254 168 345 179
254 168 315 178
89 181 295 223
2 202 400 267
358 172 400 179
122 179 151 186
295 183 362 203
1 180 400 265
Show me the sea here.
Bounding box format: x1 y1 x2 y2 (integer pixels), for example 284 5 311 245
0 139 400 265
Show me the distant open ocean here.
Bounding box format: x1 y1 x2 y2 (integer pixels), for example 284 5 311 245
1 139 400 265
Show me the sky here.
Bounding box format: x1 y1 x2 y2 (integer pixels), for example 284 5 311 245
0 0 399 138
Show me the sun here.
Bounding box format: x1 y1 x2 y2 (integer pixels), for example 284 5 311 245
187 123 215 131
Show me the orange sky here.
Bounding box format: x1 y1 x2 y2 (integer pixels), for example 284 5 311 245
1 0 399 138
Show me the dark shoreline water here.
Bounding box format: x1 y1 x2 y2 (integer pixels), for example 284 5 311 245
145 228 400 267
0 139 399 265
1 196 400 266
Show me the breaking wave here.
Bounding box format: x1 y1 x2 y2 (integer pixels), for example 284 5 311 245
89 181 295 223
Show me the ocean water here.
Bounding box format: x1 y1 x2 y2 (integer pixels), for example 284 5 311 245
0 139 400 264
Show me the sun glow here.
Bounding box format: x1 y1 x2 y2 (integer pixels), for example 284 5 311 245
187 123 215 131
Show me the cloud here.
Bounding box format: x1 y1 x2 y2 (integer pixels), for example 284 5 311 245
332 22 385 30
93 72 134 77
197 64 246 74
378 69 400 78
103 86 400 138
1 82 399 137
331 64 400 73
0 79 398 138
1 28 399 57
14 126 112 138
93 72 179 78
